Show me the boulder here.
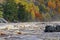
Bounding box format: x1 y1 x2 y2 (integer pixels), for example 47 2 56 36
0 31 6 36
56 25 60 32
44 25 56 32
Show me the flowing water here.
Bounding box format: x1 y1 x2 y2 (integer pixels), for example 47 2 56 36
0 29 60 40
0 22 60 40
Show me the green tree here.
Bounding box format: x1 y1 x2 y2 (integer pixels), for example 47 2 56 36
18 3 32 22
0 4 3 18
0 11 3 18
3 0 18 22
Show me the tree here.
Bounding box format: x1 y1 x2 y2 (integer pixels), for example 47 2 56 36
15 0 39 21
17 3 32 22
0 11 3 18
48 0 56 9
0 4 3 18
3 0 18 22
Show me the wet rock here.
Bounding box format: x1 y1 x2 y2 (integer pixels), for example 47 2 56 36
17 32 22 34
44 25 56 32
14 30 22 34
56 25 60 32
0 31 6 36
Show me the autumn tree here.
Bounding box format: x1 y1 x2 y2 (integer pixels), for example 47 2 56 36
48 0 56 9
15 0 41 21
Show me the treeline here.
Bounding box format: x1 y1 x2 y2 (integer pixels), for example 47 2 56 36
0 0 40 22
0 0 60 22
36 0 60 21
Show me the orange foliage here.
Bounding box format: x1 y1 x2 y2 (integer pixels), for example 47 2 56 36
35 11 43 21
48 1 52 7
56 0 59 2
35 12 40 17
39 14 43 21
55 0 60 7
48 1 56 9
52 3 56 9
57 2 60 7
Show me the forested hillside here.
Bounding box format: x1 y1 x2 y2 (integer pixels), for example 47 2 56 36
0 0 60 22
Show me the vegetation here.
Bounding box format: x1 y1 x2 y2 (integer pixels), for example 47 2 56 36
3 0 18 22
0 0 60 22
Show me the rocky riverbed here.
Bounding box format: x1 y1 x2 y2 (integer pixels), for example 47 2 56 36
0 22 60 40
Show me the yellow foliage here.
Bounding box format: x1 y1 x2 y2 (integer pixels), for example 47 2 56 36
24 1 35 19
14 0 21 4
38 0 44 4
14 0 40 20
31 10 35 20
42 13 51 21
58 8 60 13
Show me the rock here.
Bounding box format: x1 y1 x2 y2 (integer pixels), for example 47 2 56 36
14 30 22 34
0 32 6 36
17 32 22 34
56 25 60 32
44 25 56 32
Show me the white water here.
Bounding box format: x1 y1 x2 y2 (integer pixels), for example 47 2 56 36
0 22 60 40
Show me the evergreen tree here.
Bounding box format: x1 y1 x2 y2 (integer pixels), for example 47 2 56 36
3 0 18 22
18 3 32 22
